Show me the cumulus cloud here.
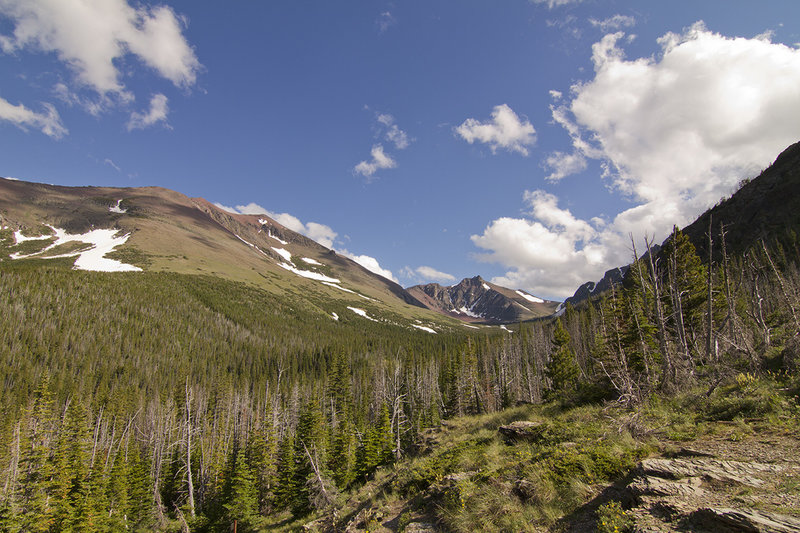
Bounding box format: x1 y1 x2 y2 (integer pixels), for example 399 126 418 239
354 145 397 179
529 0 583 8
340 251 398 283
377 113 411 149
215 202 339 249
476 23 800 299
544 151 587 181
403 265 456 284
455 104 537 156
0 0 200 98
127 93 169 130
589 15 636 32
0 95 66 138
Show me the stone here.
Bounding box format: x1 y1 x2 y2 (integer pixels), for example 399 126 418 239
498 420 546 441
692 507 800 532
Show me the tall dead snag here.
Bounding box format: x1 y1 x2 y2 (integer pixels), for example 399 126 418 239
185 379 196 518
645 236 672 388
706 215 715 362
720 224 736 346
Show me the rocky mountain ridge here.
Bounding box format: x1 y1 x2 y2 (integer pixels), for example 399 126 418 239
408 275 558 324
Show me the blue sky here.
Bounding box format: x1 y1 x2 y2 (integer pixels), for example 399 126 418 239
2 1 800 299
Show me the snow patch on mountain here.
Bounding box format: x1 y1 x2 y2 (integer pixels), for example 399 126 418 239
109 199 127 214
516 290 544 304
302 257 322 266
11 226 141 272
277 262 340 283
412 324 437 334
322 281 355 294
482 283 491 291
347 306 377 321
12 230 51 243
271 247 292 262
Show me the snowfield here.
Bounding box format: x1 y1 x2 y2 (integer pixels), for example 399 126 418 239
515 290 544 304
277 262 340 283
11 226 141 272
347 306 378 322
301 257 322 265
271 247 292 262
411 324 437 334
109 199 127 213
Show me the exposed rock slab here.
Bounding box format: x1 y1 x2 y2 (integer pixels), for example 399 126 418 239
692 507 800 533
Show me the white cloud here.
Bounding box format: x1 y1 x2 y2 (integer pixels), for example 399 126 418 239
340 251 398 283
377 113 411 149
589 15 636 32
0 95 66 138
544 151 586 181
409 266 456 283
127 93 169 130
0 0 200 98
529 0 583 8
474 23 800 299
471 191 613 299
354 144 397 178
103 158 121 172
455 104 536 156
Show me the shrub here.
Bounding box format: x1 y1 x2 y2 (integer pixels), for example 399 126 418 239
597 500 633 533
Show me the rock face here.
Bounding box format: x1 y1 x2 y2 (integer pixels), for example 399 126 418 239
563 265 629 307
407 276 558 324
623 451 800 533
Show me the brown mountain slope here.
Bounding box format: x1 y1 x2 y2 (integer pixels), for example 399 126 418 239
0 178 455 327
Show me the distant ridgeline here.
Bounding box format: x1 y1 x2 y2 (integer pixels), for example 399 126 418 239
0 141 798 530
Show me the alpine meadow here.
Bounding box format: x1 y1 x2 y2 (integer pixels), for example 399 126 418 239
1 2 800 532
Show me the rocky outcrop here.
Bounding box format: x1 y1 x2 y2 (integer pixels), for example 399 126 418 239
623 451 800 532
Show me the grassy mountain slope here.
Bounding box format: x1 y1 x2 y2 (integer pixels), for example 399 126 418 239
0 178 469 331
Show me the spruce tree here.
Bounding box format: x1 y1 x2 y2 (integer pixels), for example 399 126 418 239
546 319 580 399
223 449 259 532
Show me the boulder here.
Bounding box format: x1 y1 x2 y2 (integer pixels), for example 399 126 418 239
498 420 546 442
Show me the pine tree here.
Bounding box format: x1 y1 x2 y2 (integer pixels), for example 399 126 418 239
292 399 325 516
546 319 579 399
245 420 277 515
223 449 259 532
272 433 296 511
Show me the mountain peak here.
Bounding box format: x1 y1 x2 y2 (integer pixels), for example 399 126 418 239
408 276 557 324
